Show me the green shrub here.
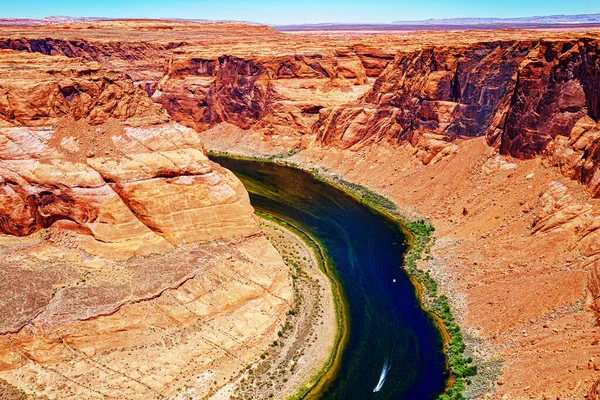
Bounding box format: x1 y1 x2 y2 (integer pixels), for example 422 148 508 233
405 219 435 237
432 295 477 399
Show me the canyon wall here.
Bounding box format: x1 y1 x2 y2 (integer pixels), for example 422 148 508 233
155 50 369 133
0 24 397 151
0 50 258 248
3 21 600 399
0 48 293 399
315 39 600 198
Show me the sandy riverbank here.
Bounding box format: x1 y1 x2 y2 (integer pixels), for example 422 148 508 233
213 217 337 400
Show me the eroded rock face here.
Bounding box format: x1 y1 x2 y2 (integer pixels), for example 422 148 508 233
0 23 400 152
493 41 597 158
545 115 600 197
315 42 531 151
0 46 292 399
590 377 600 400
0 51 258 254
588 260 600 321
154 50 370 140
314 39 600 196
0 50 169 127
0 122 259 255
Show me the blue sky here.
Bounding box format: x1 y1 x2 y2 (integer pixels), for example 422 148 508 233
3 0 599 25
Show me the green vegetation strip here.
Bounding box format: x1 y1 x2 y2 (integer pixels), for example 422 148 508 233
209 150 477 400
255 212 348 400
312 171 478 400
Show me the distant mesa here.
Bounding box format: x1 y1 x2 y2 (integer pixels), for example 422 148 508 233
0 15 263 27
4 13 600 30
0 16 111 26
391 13 600 25
274 13 600 31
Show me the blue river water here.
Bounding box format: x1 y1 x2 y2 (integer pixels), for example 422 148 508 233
211 156 448 399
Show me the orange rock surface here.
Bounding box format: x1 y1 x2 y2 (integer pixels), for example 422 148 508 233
3 19 600 399
0 46 293 399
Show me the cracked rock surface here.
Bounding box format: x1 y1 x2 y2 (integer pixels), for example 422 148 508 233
0 47 293 399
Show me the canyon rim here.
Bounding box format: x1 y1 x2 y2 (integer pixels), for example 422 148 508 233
2 3 600 399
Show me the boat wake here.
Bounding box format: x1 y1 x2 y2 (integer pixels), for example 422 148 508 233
372 358 392 392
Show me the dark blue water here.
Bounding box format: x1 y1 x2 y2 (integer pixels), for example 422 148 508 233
212 156 448 400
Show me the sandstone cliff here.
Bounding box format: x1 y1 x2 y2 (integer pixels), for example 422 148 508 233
0 22 396 150
0 48 293 399
314 39 600 198
4 21 600 399
0 50 259 252
153 48 371 142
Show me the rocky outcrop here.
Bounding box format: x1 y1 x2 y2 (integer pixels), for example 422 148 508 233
0 37 183 63
352 43 399 77
530 180 600 258
0 121 259 256
315 42 530 149
545 115 600 197
154 49 370 139
314 39 600 196
0 50 259 255
588 259 600 320
590 377 600 400
0 50 169 127
497 41 600 157
0 47 293 399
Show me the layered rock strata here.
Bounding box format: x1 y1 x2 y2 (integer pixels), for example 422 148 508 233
3 21 600 399
315 39 600 198
0 49 293 399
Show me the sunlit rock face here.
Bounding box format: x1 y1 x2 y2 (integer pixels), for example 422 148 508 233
0 121 259 254
314 39 600 195
0 47 292 399
0 50 260 253
153 50 372 145
0 24 388 152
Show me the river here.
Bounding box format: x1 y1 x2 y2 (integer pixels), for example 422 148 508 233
212 156 448 400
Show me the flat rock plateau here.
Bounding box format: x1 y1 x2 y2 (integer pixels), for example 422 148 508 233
3 18 600 399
